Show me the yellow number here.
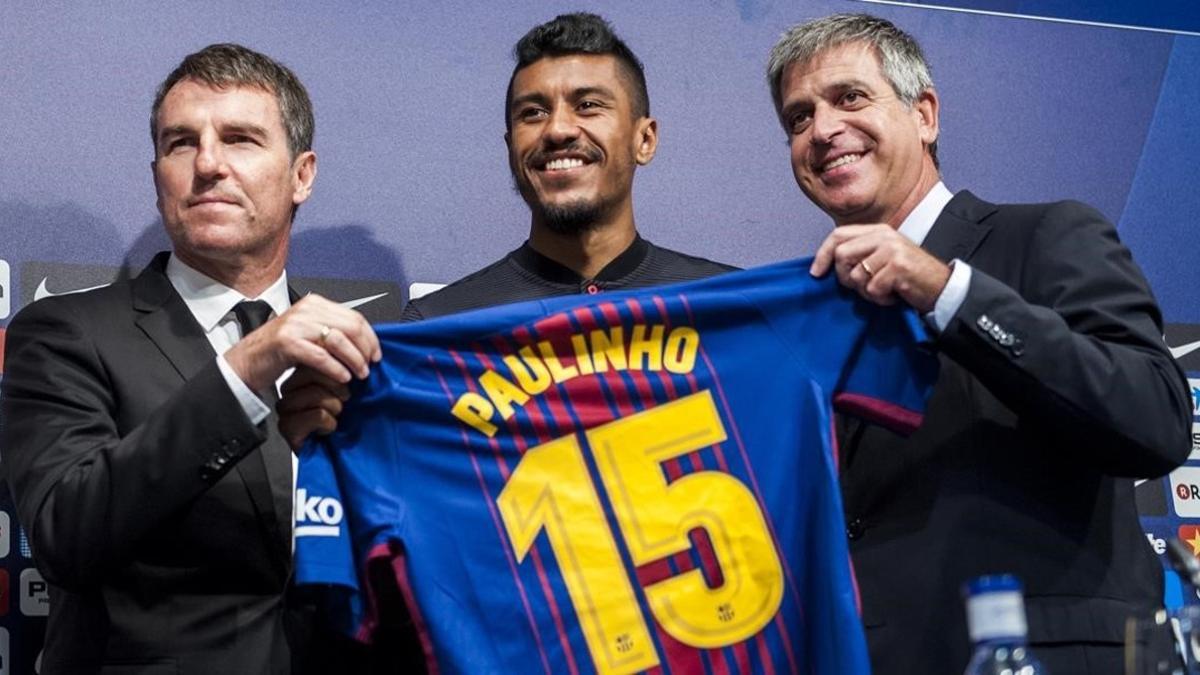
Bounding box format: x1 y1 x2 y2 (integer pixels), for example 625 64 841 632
498 390 784 671
590 390 784 647
497 435 660 675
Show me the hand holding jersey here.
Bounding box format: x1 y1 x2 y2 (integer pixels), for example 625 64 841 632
225 294 380 400
809 223 951 313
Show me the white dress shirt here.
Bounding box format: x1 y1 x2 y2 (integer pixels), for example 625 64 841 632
895 181 971 332
164 254 297 507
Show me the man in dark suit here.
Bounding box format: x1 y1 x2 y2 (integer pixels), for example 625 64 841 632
0 44 379 674
767 13 1191 674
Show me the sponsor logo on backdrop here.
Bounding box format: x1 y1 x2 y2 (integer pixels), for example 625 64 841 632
1172 468 1200 516
0 260 10 319
1167 324 1200 372
1174 340 1200 361
1191 378 1200 416
18 569 47 617
0 328 6 375
19 262 406 323
1192 421 1200 461
0 512 9 559
0 570 8 616
17 526 31 560
295 489 343 537
1145 532 1167 555
409 282 445 301
1180 525 1200 557
33 278 111 301
0 626 8 675
290 277 404 324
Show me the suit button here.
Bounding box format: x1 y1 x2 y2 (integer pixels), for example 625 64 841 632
847 518 865 540
229 438 242 451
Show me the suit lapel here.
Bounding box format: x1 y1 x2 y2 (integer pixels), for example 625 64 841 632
922 190 997 263
132 253 290 567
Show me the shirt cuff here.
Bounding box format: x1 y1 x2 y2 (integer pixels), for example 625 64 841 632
924 260 972 333
217 354 272 425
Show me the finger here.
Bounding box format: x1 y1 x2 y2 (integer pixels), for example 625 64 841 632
317 326 371 380
277 382 347 416
281 366 346 396
337 314 382 367
280 408 339 451
289 339 355 384
809 230 845 277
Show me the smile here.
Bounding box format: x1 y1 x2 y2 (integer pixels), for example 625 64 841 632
544 157 586 171
819 153 862 173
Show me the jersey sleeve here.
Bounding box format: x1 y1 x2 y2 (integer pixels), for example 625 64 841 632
832 306 938 435
736 259 939 435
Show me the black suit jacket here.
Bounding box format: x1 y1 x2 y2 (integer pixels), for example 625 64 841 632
0 253 298 674
840 191 1192 674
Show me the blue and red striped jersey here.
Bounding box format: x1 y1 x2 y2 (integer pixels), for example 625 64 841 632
294 258 938 674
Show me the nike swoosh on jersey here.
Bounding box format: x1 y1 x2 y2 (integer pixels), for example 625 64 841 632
339 292 388 310
1171 339 1200 360
34 278 112 301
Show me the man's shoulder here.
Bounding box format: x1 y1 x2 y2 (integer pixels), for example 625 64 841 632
402 253 542 321
633 241 739 286
952 190 1104 227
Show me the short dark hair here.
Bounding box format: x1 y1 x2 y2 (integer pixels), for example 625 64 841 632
150 43 314 159
505 13 650 131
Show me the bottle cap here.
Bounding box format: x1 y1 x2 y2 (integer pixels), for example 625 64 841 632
964 574 1028 641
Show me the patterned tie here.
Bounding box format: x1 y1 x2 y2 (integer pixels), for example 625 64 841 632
231 300 293 554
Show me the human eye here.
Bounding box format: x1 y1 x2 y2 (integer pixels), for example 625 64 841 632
788 110 812 135
516 105 547 122
163 136 196 153
840 90 867 107
225 133 259 146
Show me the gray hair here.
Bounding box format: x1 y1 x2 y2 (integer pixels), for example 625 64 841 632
150 43 314 159
766 13 937 164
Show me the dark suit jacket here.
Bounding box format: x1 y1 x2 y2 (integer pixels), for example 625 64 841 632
0 253 298 674
840 191 1192 674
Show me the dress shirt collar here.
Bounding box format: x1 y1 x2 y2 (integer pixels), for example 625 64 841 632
165 253 290 332
897 181 953 246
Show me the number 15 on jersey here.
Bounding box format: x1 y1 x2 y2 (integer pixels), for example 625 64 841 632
497 389 785 674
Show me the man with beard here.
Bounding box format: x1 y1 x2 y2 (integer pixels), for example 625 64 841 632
399 12 734 321
280 12 733 445
276 15 734 671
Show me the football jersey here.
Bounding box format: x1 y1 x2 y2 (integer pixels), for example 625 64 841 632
294 258 938 675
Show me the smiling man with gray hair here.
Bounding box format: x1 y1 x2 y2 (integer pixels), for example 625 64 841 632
767 13 1190 674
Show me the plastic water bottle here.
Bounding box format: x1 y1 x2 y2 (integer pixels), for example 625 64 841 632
963 575 1045 675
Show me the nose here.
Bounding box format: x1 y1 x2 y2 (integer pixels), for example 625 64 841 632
809 104 844 146
542 106 580 146
193 137 227 180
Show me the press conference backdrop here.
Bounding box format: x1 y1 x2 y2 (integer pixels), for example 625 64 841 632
2 0 1198 671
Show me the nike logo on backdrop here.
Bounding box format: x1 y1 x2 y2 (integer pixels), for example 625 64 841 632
34 278 111 301
338 292 388 309
1171 340 1200 360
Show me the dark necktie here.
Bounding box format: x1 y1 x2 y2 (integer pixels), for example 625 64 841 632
231 300 293 555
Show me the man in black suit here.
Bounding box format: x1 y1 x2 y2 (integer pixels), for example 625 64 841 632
767 13 1191 674
0 44 379 674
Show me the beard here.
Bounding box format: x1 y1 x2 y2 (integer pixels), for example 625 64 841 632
538 198 606 235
